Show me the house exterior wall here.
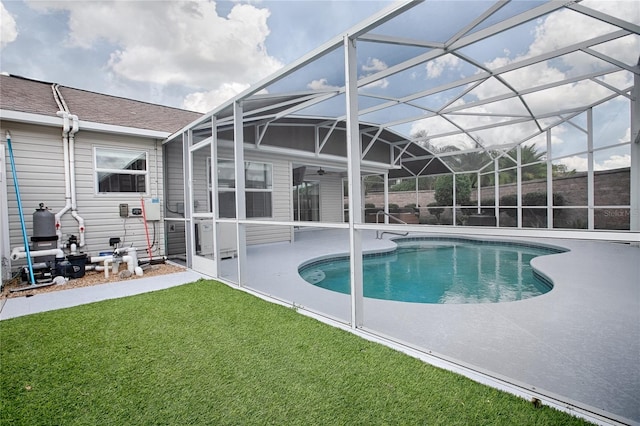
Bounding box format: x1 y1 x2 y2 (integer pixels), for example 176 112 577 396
163 139 187 258
1 121 165 268
166 141 295 251
317 173 344 223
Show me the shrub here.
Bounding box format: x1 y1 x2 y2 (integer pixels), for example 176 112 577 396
434 175 472 207
427 202 444 222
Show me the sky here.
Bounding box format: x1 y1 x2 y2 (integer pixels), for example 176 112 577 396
0 0 392 112
1 0 638 172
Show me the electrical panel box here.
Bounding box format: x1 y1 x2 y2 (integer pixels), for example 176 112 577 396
119 204 129 217
143 198 161 221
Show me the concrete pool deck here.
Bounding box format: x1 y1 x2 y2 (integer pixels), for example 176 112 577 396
2 229 638 424
222 229 640 425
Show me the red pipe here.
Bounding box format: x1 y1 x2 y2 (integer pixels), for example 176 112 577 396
140 198 153 261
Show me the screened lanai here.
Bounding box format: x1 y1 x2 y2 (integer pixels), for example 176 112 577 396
164 0 638 276
162 1 639 422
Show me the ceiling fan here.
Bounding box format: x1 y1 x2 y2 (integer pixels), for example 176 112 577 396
317 167 326 176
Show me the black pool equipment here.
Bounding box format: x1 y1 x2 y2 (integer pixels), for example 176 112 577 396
31 203 59 264
65 254 87 279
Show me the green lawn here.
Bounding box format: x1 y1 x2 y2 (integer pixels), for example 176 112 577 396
1 279 588 425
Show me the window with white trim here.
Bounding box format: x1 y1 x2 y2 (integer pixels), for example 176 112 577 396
95 147 148 194
216 159 273 218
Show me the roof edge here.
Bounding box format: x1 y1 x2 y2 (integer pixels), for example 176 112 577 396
0 109 169 139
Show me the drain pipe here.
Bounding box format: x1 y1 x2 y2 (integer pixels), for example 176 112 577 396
52 84 72 248
68 114 85 247
54 109 72 248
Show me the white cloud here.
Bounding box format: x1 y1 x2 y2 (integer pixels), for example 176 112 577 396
0 2 18 48
556 156 588 172
412 2 637 150
27 1 283 95
426 54 460 79
598 154 630 170
556 154 630 172
476 2 638 108
359 57 389 89
362 78 389 90
182 82 250 113
362 57 387 73
307 78 340 91
620 127 631 143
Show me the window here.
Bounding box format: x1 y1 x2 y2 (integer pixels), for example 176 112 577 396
216 160 273 218
95 147 148 193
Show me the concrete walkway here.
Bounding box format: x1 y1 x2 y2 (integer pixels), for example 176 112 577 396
0 270 204 320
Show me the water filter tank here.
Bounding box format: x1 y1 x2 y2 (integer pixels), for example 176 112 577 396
32 203 56 241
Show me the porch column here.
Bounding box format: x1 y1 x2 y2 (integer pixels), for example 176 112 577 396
384 173 389 224
516 144 522 228
546 130 553 229
494 159 500 227
477 172 481 214
345 34 364 328
233 101 248 285
587 109 595 230
211 116 220 277
183 131 193 269
630 65 639 231
452 173 457 226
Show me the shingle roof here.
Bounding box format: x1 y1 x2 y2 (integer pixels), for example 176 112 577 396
0 74 202 133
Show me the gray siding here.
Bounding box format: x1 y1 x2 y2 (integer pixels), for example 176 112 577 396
185 146 293 246
163 139 185 218
163 139 187 257
1 121 165 266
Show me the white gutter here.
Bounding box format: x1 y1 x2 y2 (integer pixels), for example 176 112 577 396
0 109 170 139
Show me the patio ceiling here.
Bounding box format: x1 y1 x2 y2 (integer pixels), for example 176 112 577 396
176 0 639 177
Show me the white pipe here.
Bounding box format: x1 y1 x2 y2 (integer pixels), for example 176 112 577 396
54 109 72 249
69 114 85 247
103 257 113 278
122 255 133 273
90 254 113 264
11 247 64 261
125 248 138 272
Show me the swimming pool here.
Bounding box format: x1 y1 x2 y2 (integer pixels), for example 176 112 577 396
299 238 565 304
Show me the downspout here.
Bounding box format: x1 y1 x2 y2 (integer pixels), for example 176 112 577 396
53 84 72 248
68 114 85 247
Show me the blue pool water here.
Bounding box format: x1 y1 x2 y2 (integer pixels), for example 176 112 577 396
299 238 563 304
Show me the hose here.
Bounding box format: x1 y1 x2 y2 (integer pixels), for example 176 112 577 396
6 131 35 285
